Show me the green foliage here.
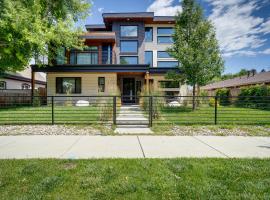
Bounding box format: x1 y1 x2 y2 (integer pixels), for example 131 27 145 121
209 97 219 107
33 90 41 107
0 0 91 72
98 97 113 122
237 85 270 109
216 88 230 106
168 0 224 88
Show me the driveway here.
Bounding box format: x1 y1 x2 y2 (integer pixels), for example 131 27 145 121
0 136 269 159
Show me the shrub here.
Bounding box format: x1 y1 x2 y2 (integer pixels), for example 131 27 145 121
98 97 113 122
209 97 219 107
216 88 230 106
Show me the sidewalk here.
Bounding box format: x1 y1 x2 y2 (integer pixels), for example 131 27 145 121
0 136 269 159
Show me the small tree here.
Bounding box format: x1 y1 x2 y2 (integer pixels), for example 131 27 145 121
168 0 224 110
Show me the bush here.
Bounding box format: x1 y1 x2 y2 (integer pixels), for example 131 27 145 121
209 97 219 107
216 88 230 106
237 85 270 109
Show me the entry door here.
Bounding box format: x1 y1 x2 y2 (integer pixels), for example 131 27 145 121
122 78 135 104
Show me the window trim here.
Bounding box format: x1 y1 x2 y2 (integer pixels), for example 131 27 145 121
56 77 81 94
120 25 138 38
120 40 138 54
159 81 179 88
21 83 30 90
0 81 7 90
157 51 172 59
144 51 153 67
120 56 139 64
157 61 179 68
98 77 105 93
157 27 174 44
145 27 153 42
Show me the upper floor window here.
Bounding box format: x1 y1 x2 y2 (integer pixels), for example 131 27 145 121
70 46 99 65
120 26 138 37
120 56 138 64
157 27 174 44
157 61 178 68
120 41 138 53
145 27 153 42
145 51 153 67
56 47 66 64
0 81 6 90
56 77 81 94
22 83 30 90
158 51 172 58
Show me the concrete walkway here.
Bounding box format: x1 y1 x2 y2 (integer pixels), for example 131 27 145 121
114 105 153 134
0 136 269 159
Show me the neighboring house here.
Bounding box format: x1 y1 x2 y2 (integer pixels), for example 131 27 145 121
0 67 46 90
31 12 187 104
201 71 270 96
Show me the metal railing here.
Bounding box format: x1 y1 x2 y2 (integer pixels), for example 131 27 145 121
0 95 269 126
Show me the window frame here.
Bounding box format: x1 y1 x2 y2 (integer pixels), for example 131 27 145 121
120 56 138 64
56 77 81 94
98 77 105 93
120 40 138 54
144 51 153 67
120 25 138 37
157 61 179 68
159 81 179 88
0 81 6 90
157 51 172 59
157 27 174 44
21 83 30 90
145 27 153 42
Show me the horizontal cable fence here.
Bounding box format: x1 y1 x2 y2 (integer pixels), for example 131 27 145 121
0 95 269 126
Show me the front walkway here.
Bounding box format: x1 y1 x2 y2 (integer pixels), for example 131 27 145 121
0 136 269 159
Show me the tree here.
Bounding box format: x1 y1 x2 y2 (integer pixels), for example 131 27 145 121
0 0 91 72
168 0 224 110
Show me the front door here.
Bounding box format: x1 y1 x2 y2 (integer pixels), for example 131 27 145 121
122 78 135 104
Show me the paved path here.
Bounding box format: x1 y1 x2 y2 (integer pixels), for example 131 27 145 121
114 105 153 134
0 136 269 159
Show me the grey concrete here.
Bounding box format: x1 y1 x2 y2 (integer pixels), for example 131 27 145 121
0 136 269 159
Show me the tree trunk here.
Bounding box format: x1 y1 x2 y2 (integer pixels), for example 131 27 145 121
192 84 196 110
196 84 200 107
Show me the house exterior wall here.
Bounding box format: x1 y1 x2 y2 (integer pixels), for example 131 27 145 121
0 78 45 89
46 72 118 96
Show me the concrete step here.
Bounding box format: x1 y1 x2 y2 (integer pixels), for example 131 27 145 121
116 125 149 128
114 127 153 134
116 121 149 125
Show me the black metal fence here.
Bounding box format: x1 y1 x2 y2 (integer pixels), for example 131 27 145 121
0 95 269 126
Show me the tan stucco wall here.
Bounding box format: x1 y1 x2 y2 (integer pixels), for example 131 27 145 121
47 72 117 96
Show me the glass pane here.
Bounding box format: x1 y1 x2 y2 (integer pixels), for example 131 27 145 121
56 47 66 64
159 81 179 88
157 27 174 35
120 41 138 53
70 52 75 64
145 51 153 66
0 82 6 89
120 56 138 64
91 53 98 64
157 61 178 68
145 27 153 42
85 46 98 51
62 78 76 94
158 51 172 58
121 26 138 37
158 36 173 44
77 53 91 64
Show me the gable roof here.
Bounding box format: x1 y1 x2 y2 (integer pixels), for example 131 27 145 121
201 71 270 90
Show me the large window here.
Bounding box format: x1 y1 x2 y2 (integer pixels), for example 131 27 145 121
120 26 138 37
159 81 179 88
145 51 153 67
158 51 172 58
120 56 138 64
157 27 174 44
0 81 6 90
120 41 138 53
56 77 81 94
157 61 178 68
21 83 30 90
145 27 153 42
98 77 105 92
70 46 98 64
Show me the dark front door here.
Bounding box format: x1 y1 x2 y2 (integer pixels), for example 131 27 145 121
122 78 135 104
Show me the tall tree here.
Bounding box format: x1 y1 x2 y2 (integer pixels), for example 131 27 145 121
0 0 91 72
168 0 224 110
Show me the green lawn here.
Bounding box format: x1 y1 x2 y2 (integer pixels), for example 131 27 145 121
0 159 269 199
156 106 270 125
0 105 112 124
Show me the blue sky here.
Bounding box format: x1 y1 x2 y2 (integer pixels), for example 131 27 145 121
83 0 270 74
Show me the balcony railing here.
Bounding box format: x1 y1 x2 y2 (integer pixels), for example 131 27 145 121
69 50 116 65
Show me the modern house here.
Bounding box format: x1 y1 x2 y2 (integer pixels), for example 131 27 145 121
31 12 187 104
202 71 270 96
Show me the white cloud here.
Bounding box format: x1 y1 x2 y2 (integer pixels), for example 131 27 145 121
206 0 270 57
147 0 182 16
98 7 104 13
261 48 270 55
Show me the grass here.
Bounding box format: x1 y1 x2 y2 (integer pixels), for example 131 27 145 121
156 106 270 125
0 159 269 199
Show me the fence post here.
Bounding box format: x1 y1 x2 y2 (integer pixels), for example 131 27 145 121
214 96 218 125
51 96 54 125
113 96 116 125
149 96 153 127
